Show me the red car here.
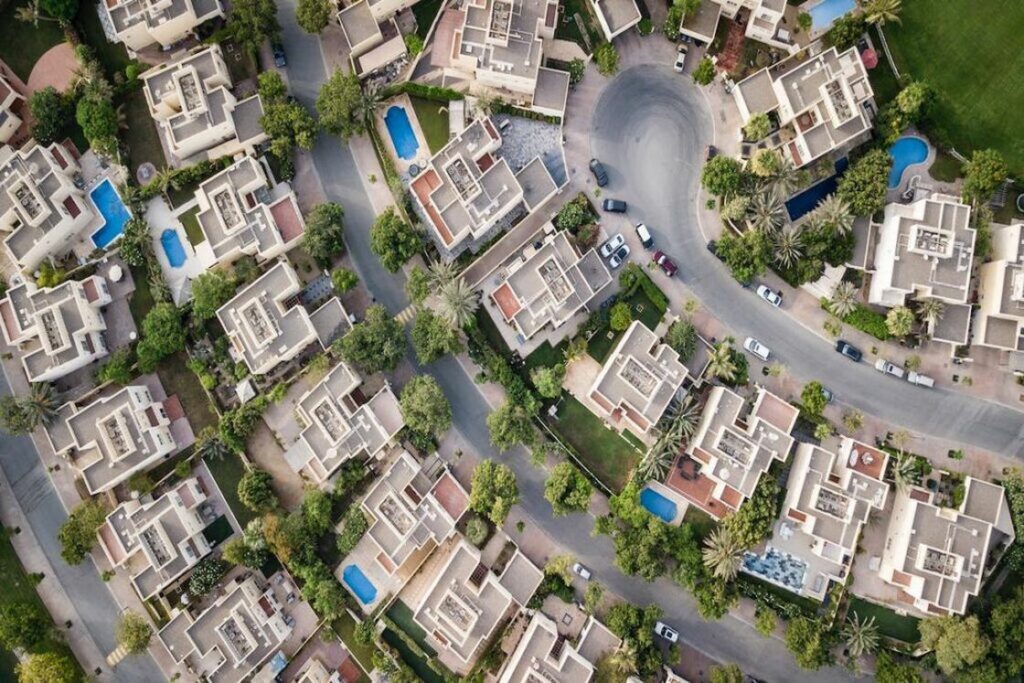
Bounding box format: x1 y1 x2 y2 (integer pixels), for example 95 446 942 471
653 251 678 277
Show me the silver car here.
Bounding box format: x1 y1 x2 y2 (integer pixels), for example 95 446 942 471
743 336 771 362
599 233 625 258
756 284 783 307
609 244 631 269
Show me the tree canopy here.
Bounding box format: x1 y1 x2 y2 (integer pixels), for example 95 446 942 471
486 400 536 452
919 614 990 675
137 303 186 372
410 309 461 364
0 603 49 651
191 269 236 321
399 376 452 437
115 612 153 654
258 71 318 157
28 87 69 146
229 0 281 53
16 652 79 683
837 149 891 216
784 617 832 670
237 469 278 513
296 0 331 32
316 70 367 139
800 380 828 418
544 462 593 516
469 460 519 525
530 364 565 399
303 202 346 264
334 304 405 373
594 43 619 77
962 149 1008 205
716 229 771 284
370 208 421 272
58 500 107 565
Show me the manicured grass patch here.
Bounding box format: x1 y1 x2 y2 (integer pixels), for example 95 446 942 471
587 288 666 363
683 505 718 541
381 628 447 683
168 183 197 209
221 40 258 85
386 601 436 656
866 28 901 108
157 352 218 433
882 1 1024 174
547 393 641 492
121 89 165 171
846 596 920 644
76 3 131 77
128 264 155 325
554 0 602 53
203 451 255 527
332 614 376 673
413 0 444 39
821 299 890 341
179 207 204 246
523 339 567 373
474 308 512 357
408 96 449 154
0 1 64 80
929 149 962 182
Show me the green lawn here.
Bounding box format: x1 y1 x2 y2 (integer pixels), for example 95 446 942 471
846 596 921 644
121 89 165 171
547 393 641 492
474 308 513 357
412 0 444 39
554 0 602 53
157 352 218 433
76 4 130 76
128 264 155 325
881 1 1024 174
0 1 65 81
221 40 258 85
523 339 567 374
179 207 205 246
929 149 962 182
866 28 901 108
203 451 255 527
408 96 449 154
587 288 665 363
332 614 376 674
683 505 718 541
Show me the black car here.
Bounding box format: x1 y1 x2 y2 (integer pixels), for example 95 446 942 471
602 198 627 212
706 145 718 161
835 340 863 362
272 42 287 68
589 159 608 187
706 239 718 255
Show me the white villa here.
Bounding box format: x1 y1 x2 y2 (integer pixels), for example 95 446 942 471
103 0 224 53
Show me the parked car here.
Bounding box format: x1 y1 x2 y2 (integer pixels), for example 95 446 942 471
589 158 609 186
835 340 863 362
706 144 718 161
874 358 905 379
906 371 935 388
635 223 654 248
654 621 679 643
756 285 782 307
272 42 287 68
599 234 625 258
652 250 678 276
602 198 627 212
743 337 771 362
572 563 592 581
706 239 718 256
609 244 631 269
674 44 688 72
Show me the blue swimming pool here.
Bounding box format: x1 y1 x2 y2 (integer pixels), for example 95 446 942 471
806 0 856 31
384 106 420 161
640 487 677 523
161 228 186 268
342 564 377 605
785 157 849 221
888 136 929 189
89 179 131 249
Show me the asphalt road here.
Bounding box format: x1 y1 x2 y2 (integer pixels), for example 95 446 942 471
0 371 163 681
591 64 1024 458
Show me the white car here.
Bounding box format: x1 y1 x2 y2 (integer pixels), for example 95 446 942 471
673 44 688 73
608 244 631 269
572 563 592 581
599 233 625 259
756 285 782 307
743 337 771 362
654 621 679 643
874 358 905 379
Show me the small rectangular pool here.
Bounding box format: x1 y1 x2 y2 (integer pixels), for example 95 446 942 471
785 157 848 221
640 487 677 523
89 178 132 249
384 105 420 161
160 228 186 268
342 564 378 605
806 0 856 31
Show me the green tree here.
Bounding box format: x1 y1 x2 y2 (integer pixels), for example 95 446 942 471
486 401 536 452
223 525 269 568
747 190 786 234
837 149 891 216
410 309 461 363
115 612 152 655
609 301 632 331
405 266 430 304
317 69 366 138
750 148 781 177
58 501 107 565
260 95 318 157
874 651 922 683
743 112 771 141
400 375 452 437
584 581 604 613
336 507 369 554
722 473 779 548
568 58 586 84
707 342 739 382
801 380 828 418
370 207 421 272
530 364 565 399
594 43 619 76
469 460 519 525
962 149 1008 205
97 348 134 385
21 382 60 429
784 617 831 670
716 229 770 284
830 280 859 318
187 556 227 597
843 612 879 658
28 87 69 145
404 33 424 57
437 277 479 329
919 615 990 675
693 57 716 85
238 469 278 513
824 14 866 50
334 304 405 373
16 652 79 683
754 607 776 637
604 603 664 677
701 526 743 580
38 0 78 22
0 396 33 436
863 0 901 27
296 0 331 33
555 200 588 231
75 92 118 154
331 267 358 293
885 305 916 337
0 603 49 651
191 269 236 321
303 202 346 265
464 515 489 546
138 302 186 368
709 664 743 683
301 488 333 536
701 155 744 197
229 0 281 53
664 317 697 360
544 462 593 516
797 11 812 31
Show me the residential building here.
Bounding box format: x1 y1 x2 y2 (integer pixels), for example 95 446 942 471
0 74 26 145
97 476 218 599
680 0 793 53
668 386 797 519
192 156 306 268
0 276 111 383
432 0 570 116
770 439 889 600
293 654 362 683
46 384 177 494
159 574 295 683
587 320 688 437
973 221 1024 352
589 0 641 41
487 228 611 344
498 613 618 682
286 362 405 486
104 0 224 53
733 46 874 169
337 0 415 78
412 539 542 673
141 45 267 163
0 142 96 274
879 477 1014 616
216 260 317 376
410 117 557 255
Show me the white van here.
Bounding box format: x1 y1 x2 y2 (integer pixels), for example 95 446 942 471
635 223 653 249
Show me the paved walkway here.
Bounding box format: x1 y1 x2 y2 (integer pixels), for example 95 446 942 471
26 43 77 94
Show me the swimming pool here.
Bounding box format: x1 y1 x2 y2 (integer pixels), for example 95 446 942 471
89 179 131 249
160 229 186 268
805 0 856 31
384 106 420 161
785 157 849 221
887 136 929 189
640 487 677 523
342 564 378 605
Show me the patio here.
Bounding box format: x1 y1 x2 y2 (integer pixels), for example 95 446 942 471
145 196 205 305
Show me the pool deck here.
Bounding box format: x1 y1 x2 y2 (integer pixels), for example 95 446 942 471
645 480 688 526
145 196 205 305
374 94 432 176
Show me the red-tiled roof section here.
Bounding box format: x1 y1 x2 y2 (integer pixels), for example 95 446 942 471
62 195 80 218
98 522 126 564
82 277 99 302
269 196 305 244
431 472 469 521
163 394 185 422
337 655 363 683
411 169 455 245
0 300 20 341
848 443 887 480
476 152 495 173
892 570 913 587
491 282 521 320
910 488 931 503
720 486 743 510
753 391 797 432
666 458 729 519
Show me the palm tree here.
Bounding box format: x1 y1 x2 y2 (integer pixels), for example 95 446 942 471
702 526 744 581
830 281 859 318
426 260 458 289
358 86 382 123
607 640 638 676
195 426 233 461
707 343 738 382
636 449 674 483
773 227 804 268
747 190 787 234
639 399 701 482
916 297 945 328
151 167 176 195
563 337 588 363
772 156 802 197
436 277 479 329
23 383 60 428
843 613 879 658
15 1 57 25
864 0 902 27
814 194 855 236
892 453 917 493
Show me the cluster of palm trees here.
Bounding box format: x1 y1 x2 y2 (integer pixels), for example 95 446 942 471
636 398 700 482
420 260 480 329
0 383 62 435
707 342 739 383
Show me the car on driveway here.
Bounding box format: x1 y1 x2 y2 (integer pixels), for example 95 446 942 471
609 244 630 269
673 44 688 72
635 223 653 248
756 285 782 307
654 621 679 643
835 340 863 362
272 42 287 68
602 198 627 212
652 251 678 276
743 337 771 361
875 358 905 379
589 159 608 186
572 563 592 581
599 234 625 258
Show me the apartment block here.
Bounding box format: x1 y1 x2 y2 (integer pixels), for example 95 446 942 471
668 386 796 519
733 46 874 169
975 221 1024 352
286 362 405 486
337 0 413 78
142 45 267 163
590 0 641 41
104 0 224 53
487 228 611 344
98 476 218 599
587 320 688 437
0 276 111 383
879 477 1014 616
0 142 96 274
681 1 793 54
192 156 306 268
0 74 26 145
46 384 177 494
498 613 619 682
